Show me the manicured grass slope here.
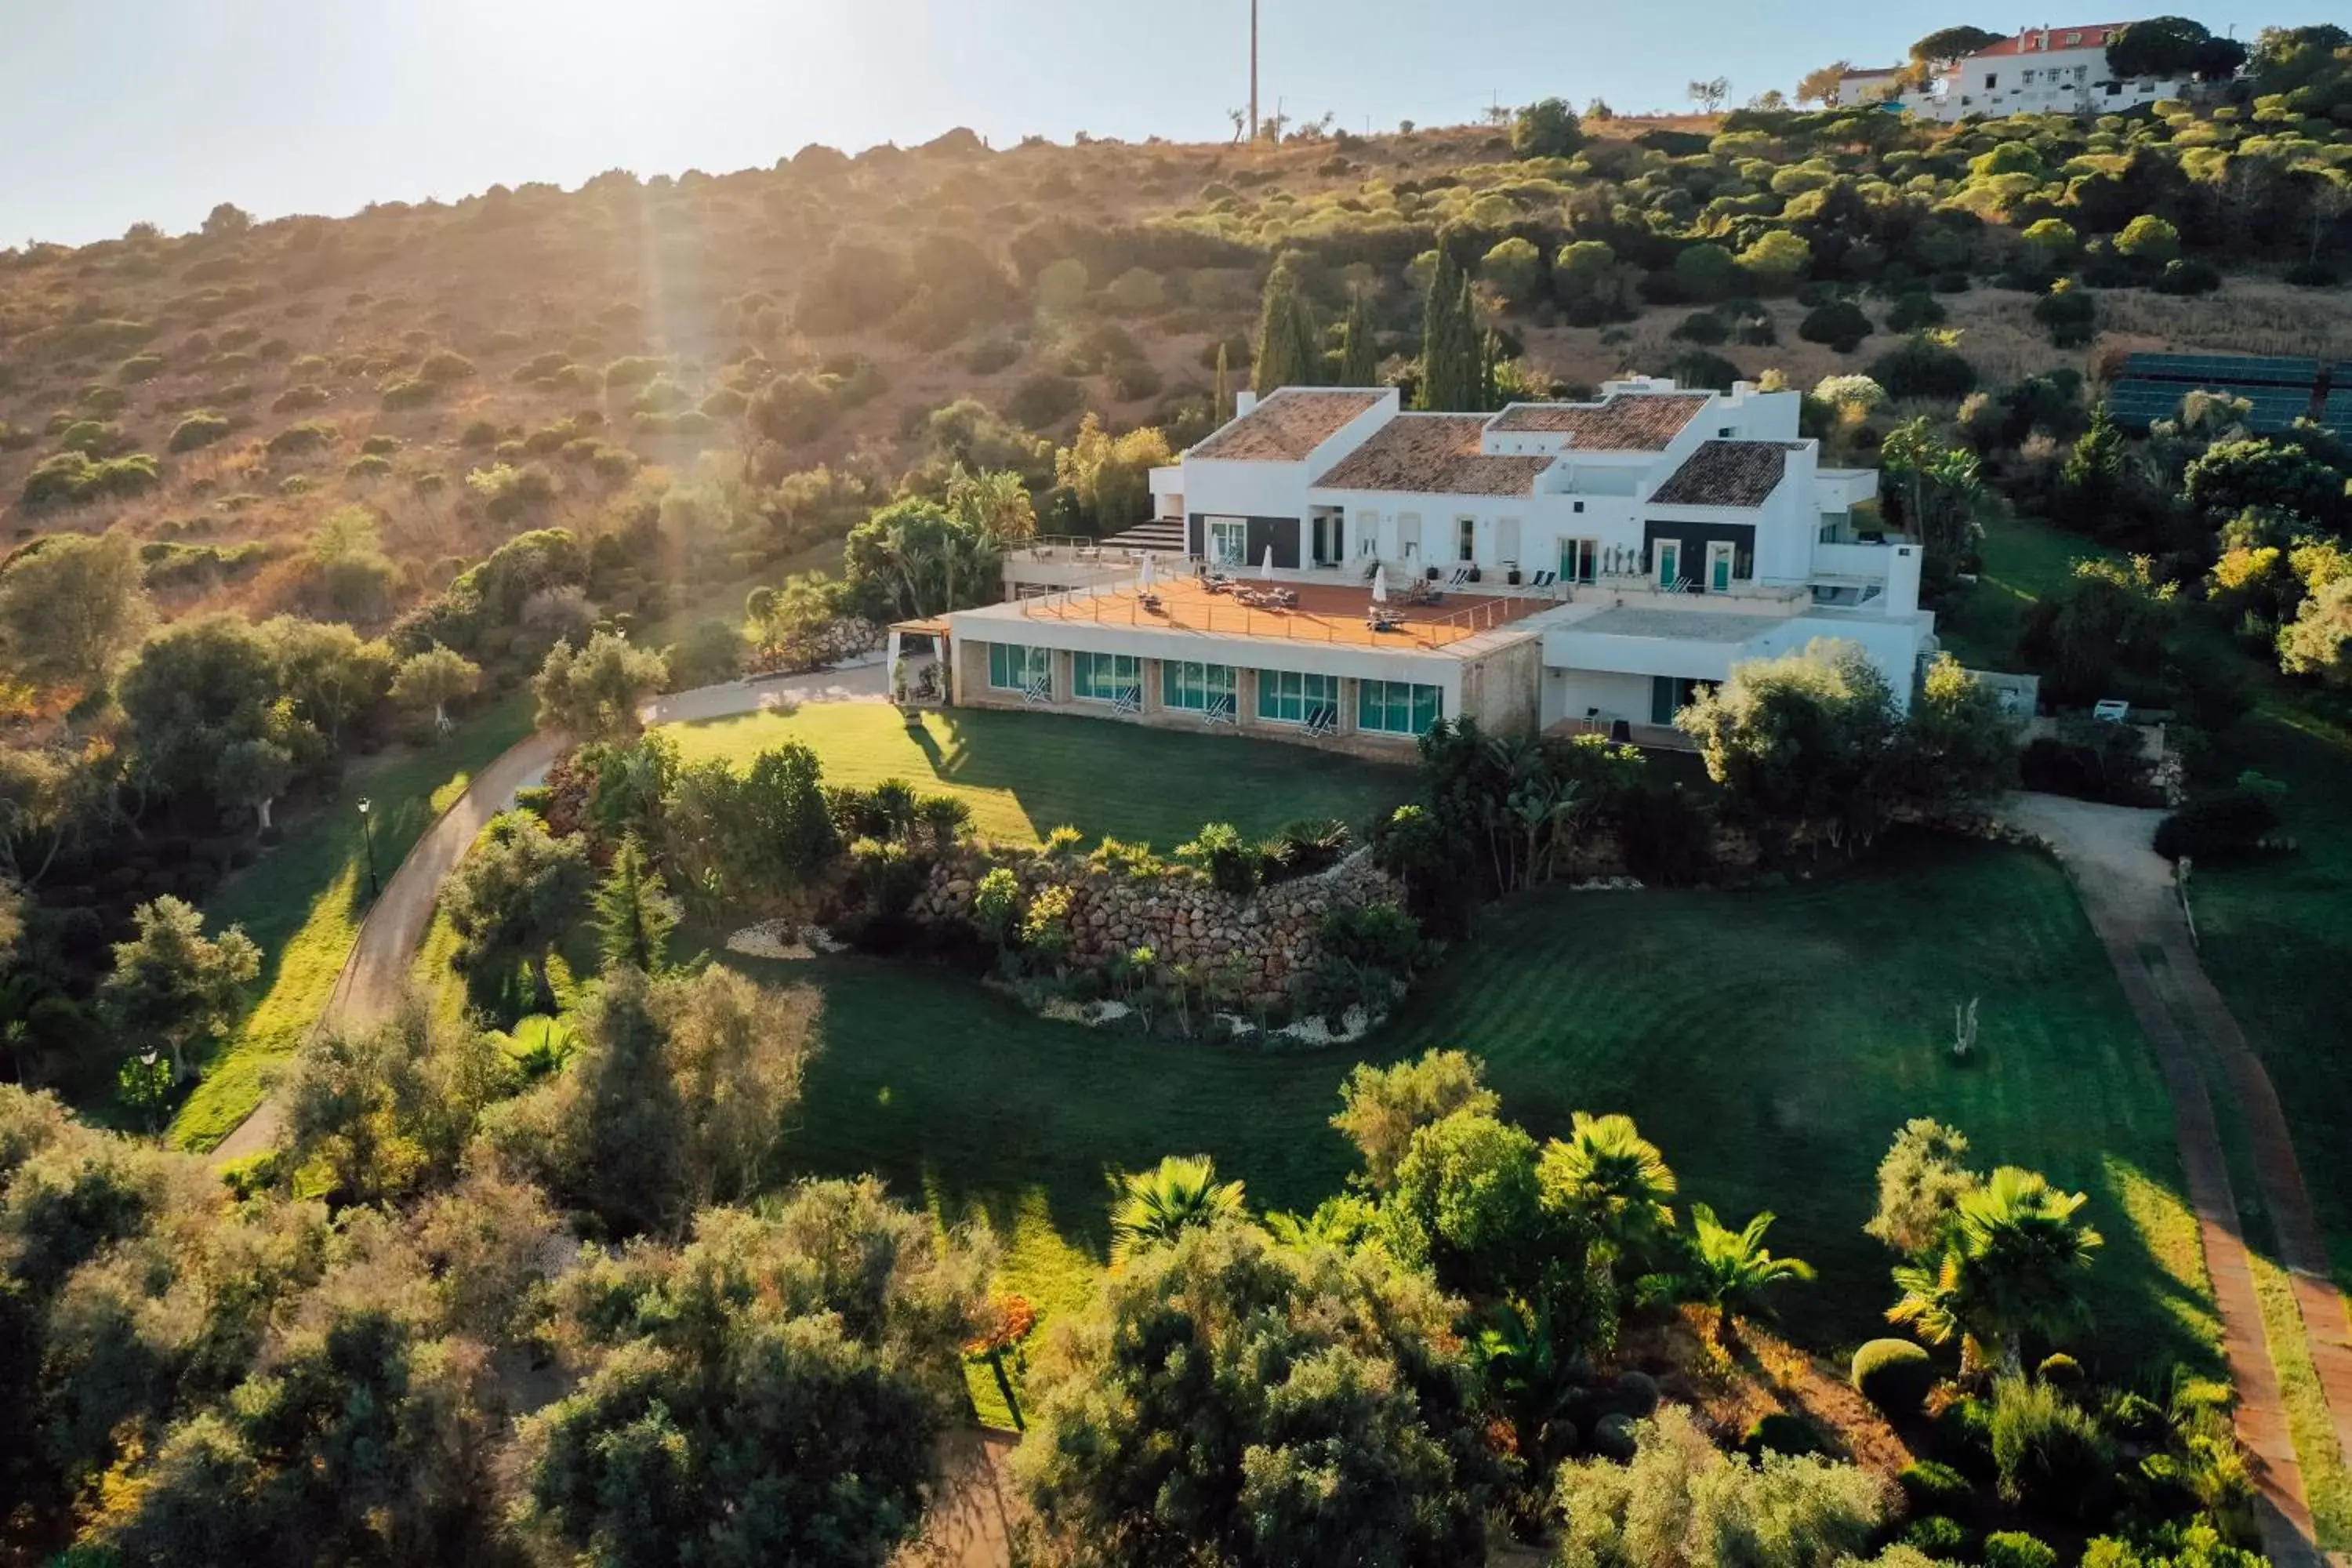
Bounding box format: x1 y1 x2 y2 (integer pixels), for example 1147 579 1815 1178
172 693 537 1149
2188 710 2352 1287
659 704 1415 848
753 833 2215 1371
1933 511 2118 673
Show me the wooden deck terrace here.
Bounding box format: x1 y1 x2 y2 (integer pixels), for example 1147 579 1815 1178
1014 577 1555 652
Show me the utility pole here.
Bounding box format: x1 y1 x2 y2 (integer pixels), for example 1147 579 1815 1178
1249 0 1259 144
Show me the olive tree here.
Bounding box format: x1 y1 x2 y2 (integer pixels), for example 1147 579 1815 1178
0 532 152 694
532 629 668 742
99 895 261 1080
1014 1218 1495 1567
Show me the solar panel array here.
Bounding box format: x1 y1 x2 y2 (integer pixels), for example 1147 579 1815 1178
2104 352 2346 437
2118 353 2321 390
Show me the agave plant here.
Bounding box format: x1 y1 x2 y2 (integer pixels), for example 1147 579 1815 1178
1108 1154 1247 1264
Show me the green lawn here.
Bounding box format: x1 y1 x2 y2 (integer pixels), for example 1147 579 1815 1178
657 704 1416 848
2185 706 2352 1290
171 691 538 1150
1935 511 2118 673
736 833 2216 1390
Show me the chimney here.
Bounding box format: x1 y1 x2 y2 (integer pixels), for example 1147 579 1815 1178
1234 390 1258 418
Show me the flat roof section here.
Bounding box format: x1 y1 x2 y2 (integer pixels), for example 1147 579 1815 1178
1189 388 1387 462
1004 577 1557 653
1569 605 1792 643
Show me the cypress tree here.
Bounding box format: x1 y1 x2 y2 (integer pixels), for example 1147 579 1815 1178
1252 260 1321 395
1477 328 1501 412
591 833 680 974
1338 289 1379 386
1417 249 1478 410
1214 341 1232 423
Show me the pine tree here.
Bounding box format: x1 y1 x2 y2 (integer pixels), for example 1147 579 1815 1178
591 833 680 974
1417 249 1478 411
1338 289 1379 386
1214 341 1232 423
1251 260 1321 396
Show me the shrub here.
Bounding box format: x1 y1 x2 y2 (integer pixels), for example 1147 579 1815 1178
459 419 501 448
1798 300 1873 353
1743 1412 1823 1457
1984 1531 2059 1568
379 377 435 409
419 349 477 383
1176 822 1259 895
1671 310 1731 345
2033 283 2096 347
1900 1515 1973 1559
1988 1374 2111 1518
59 419 132 456
345 454 393 481
167 411 232 452
2154 259 2222 296
359 434 399 456
603 355 667 389
2034 1352 2084 1394
21 451 160 508
1886 293 1947 332
1898 1460 1976 1519
699 384 749 419
2153 789 2281 862
966 336 1021 375
1853 1338 1936 1414
1007 371 1083 428
1105 358 1163 402
116 352 167 383
273 383 330 412
266 419 336 456
1871 335 1977 401
1933 1396 1996 1480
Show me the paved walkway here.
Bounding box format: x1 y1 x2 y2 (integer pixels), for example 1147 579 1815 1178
209 660 891 1164
2001 793 2348 1566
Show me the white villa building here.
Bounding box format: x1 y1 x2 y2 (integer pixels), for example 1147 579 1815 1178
1900 23 2190 122
931 378 1937 755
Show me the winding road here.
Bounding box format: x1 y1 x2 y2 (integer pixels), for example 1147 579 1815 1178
208 658 889 1164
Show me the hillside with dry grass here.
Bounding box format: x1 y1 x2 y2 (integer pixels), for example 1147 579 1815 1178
5 99 2347 648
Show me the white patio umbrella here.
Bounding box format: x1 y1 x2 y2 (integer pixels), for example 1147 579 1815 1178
1260 544 1276 583
1370 563 1388 604
1137 550 1156 590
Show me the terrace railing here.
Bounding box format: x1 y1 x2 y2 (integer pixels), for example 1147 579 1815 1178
1014 583 1531 648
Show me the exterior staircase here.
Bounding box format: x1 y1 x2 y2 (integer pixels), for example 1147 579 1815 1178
1103 517 1185 554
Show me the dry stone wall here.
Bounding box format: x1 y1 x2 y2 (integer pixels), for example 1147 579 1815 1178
911 845 1402 1005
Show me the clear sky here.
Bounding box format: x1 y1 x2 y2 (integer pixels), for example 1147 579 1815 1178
0 0 2299 246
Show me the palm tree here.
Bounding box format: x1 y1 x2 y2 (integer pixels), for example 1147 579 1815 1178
1109 1155 1247 1264
1642 1204 1814 1350
1541 1112 1678 1259
1887 1166 2103 1376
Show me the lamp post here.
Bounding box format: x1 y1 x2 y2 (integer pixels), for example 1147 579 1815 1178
358 797 379 900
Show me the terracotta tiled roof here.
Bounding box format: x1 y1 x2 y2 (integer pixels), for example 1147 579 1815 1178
1190 388 1386 461
1969 24 2126 57
1486 392 1712 451
1649 440 1800 509
1312 415 1553 496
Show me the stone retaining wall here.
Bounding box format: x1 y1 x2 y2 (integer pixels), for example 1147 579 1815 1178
910 845 1403 1005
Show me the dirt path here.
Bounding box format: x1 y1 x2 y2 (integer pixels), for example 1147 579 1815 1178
2000 793 2347 1566
209 660 891 1165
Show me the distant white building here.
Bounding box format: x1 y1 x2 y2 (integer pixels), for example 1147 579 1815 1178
1835 65 1910 106
1901 23 2190 122
933 379 1938 755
